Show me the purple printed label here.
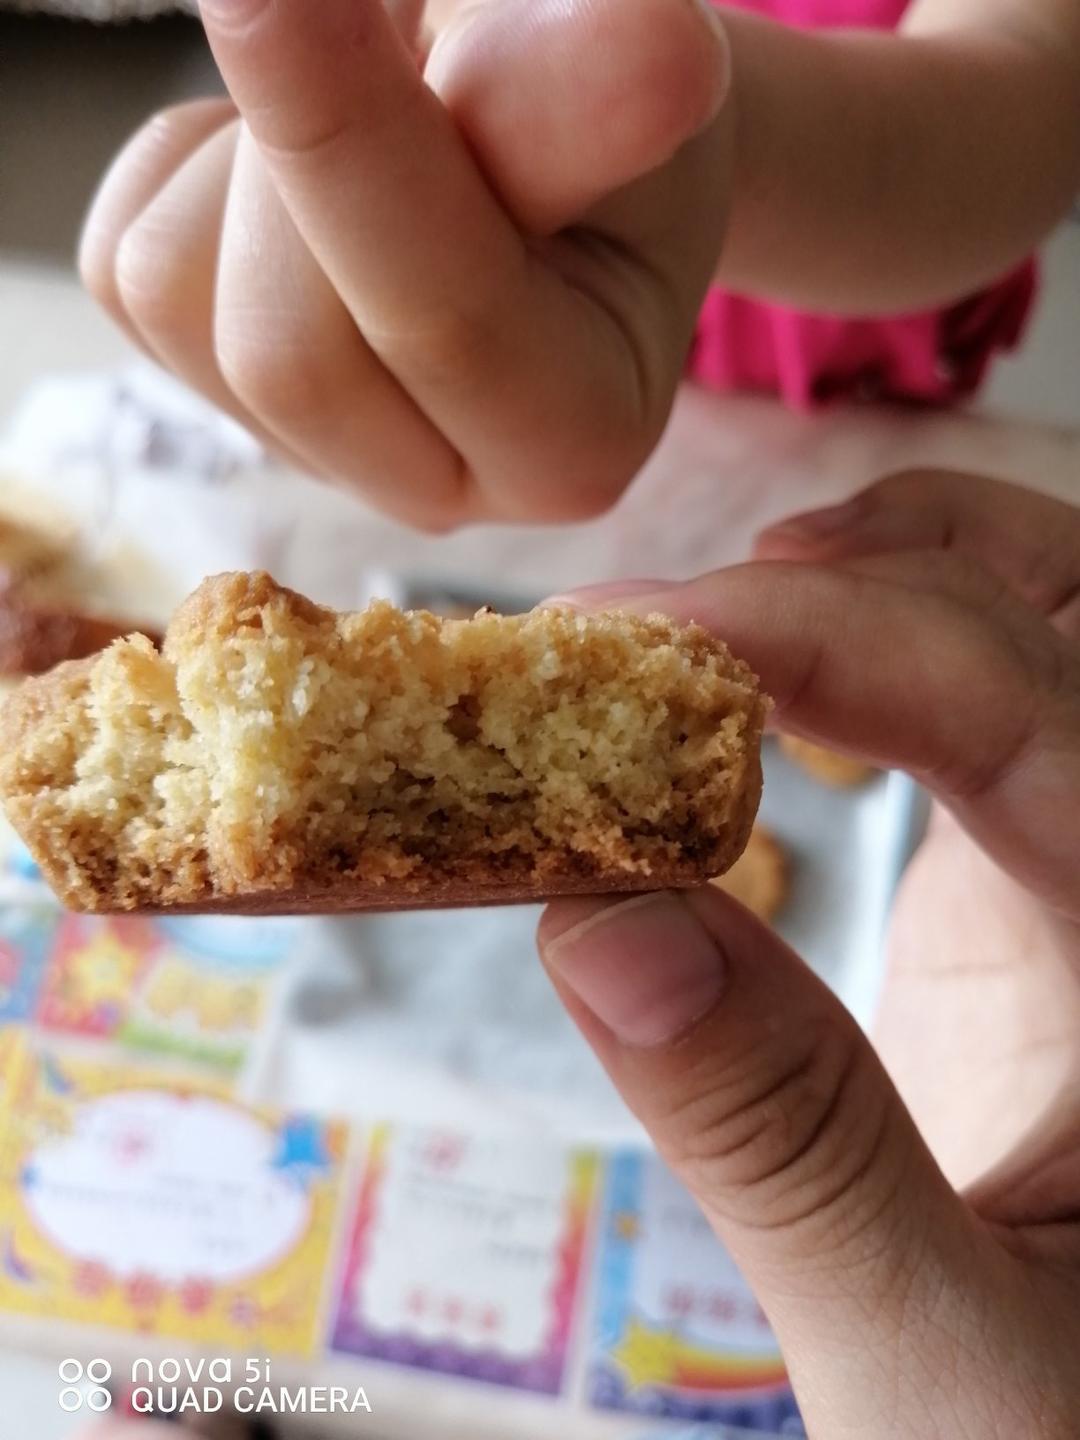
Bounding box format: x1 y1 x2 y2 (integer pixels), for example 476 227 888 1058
330 1126 597 1395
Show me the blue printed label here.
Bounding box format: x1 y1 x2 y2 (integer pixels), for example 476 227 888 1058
588 1152 802 1431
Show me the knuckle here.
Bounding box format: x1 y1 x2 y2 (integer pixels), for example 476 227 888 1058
557 486 622 523
198 0 272 41
924 546 995 601
77 221 115 310
530 404 654 524
81 101 235 316
214 326 324 428
114 222 178 331
1007 532 1080 623
659 1014 891 1235
482 445 630 525
114 216 212 342
254 69 422 175
871 467 954 499
556 461 634 522
258 104 356 171
141 99 219 148
405 507 464 537
371 300 501 396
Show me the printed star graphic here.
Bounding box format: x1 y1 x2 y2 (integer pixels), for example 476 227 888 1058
270 1117 331 1186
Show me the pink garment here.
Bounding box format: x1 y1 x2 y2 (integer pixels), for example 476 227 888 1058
689 0 1038 408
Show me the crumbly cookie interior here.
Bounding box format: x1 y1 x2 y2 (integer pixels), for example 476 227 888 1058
0 573 764 911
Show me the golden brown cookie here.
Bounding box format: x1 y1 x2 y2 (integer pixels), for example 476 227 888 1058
0 516 69 595
779 734 876 788
0 598 162 677
0 512 163 675
0 572 766 915
711 824 789 922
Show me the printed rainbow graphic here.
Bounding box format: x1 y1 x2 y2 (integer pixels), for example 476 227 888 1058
611 1315 788 1393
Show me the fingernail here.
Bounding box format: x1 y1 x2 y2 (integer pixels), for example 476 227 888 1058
694 0 727 40
544 580 678 612
692 0 733 92
199 0 267 22
762 494 870 546
542 892 725 1046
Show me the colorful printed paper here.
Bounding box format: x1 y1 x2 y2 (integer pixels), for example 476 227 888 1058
0 1024 30 1105
630 1428 806 1440
331 1125 597 1394
632 1429 806 1440
0 833 44 890
588 1152 801 1430
36 913 293 1071
0 1042 347 1355
0 904 59 1024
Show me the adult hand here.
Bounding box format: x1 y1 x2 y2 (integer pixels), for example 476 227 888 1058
79 0 732 530
539 471 1080 1438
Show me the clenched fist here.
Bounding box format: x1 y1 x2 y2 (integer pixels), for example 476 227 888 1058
80 0 733 530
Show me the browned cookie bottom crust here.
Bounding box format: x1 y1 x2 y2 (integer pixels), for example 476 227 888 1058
0 572 766 914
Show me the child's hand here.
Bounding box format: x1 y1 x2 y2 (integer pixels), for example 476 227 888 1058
540 471 1080 1437
80 0 732 530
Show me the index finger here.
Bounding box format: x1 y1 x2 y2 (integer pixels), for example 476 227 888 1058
757 470 1080 638
587 557 1080 917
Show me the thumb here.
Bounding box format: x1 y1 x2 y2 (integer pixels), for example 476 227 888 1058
426 0 732 234
538 887 986 1432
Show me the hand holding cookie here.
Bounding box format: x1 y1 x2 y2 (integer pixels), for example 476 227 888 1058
539 471 1080 1438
